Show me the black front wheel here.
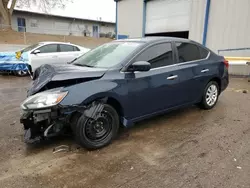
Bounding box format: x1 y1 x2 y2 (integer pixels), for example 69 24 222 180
75 104 119 149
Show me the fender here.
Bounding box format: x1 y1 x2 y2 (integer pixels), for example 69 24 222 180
60 79 128 113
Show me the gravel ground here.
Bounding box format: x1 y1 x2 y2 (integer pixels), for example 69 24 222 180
0 76 250 188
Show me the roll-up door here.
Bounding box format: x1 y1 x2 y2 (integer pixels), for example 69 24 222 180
145 0 191 34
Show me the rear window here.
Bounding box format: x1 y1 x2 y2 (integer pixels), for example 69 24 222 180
59 44 75 52
176 42 209 63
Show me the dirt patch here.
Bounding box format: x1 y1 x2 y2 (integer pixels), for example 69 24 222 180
0 77 250 188
0 30 113 49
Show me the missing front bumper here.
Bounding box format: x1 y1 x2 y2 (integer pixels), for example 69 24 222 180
20 108 66 143
20 100 107 144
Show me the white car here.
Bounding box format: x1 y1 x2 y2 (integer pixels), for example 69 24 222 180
19 41 90 75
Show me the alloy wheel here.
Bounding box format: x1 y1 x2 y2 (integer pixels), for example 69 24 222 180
206 84 218 106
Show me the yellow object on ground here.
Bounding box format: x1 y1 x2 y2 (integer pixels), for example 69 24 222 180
15 51 22 60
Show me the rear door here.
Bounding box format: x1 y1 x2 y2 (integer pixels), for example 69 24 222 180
58 44 82 63
30 44 59 71
174 42 212 103
125 42 183 120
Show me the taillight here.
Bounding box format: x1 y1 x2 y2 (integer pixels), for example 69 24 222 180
223 59 229 69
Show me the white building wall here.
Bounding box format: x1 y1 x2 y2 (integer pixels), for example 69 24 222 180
100 23 115 34
11 12 115 37
190 0 250 56
117 0 144 38
188 0 206 43
206 0 250 56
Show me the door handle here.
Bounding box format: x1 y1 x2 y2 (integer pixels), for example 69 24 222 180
167 75 178 80
201 69 209 73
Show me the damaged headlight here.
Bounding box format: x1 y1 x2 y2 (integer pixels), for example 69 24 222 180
21 90 68 110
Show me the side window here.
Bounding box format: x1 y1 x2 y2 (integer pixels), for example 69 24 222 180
199 46 209 59
38 44 58 53
59 44 75 52
135 43 173 69
74 46 80 51
176 42 201 63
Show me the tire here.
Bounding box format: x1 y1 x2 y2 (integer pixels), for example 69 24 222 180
15 70 29 77
199 81 219 110
75 104 119 150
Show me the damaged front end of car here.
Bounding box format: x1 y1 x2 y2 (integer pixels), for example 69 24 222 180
20 87 107 144
20 88 71 143
20 63 108 143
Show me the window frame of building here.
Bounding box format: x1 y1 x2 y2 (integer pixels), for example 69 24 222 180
17 17 26 32
30 19 38 28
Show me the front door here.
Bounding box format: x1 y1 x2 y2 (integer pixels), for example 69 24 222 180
125 42 182 120
93 25 99 38
17 18 26 32
30 44 59 71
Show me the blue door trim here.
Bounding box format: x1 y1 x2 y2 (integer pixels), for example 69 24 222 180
142 0 147 37
115 1 118 39
202 0 211 46
117 35 129 39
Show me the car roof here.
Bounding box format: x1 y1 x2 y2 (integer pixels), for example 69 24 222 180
38 41 75 45
116 37 192 44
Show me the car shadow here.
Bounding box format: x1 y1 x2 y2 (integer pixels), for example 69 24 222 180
117 105 204 140
24 103 217 154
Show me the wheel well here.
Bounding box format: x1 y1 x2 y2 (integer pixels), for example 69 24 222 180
209 77 221 93
106 97 124 117
68 97 124 129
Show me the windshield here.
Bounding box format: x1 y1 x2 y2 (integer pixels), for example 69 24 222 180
72 42 142 68
21 43 41 53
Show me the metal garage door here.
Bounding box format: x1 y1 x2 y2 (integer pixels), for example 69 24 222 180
145 0 191 34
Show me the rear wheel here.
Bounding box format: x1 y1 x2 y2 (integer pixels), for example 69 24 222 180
199 81 219 110
75 104 119 149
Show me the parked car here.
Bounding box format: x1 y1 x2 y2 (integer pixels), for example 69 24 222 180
0 41 90 76
20 37 229 149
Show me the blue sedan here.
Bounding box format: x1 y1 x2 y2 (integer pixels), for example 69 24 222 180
20 37 229 149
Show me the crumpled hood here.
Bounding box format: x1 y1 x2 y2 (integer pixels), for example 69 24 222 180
27 64 107 96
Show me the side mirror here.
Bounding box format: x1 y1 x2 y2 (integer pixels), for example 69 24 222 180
32 49 40 54
127 61 151 72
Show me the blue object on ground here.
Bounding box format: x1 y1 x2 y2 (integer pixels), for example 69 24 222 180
0 51 29 71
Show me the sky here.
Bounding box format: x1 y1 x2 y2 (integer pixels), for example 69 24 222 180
14 0 116 23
